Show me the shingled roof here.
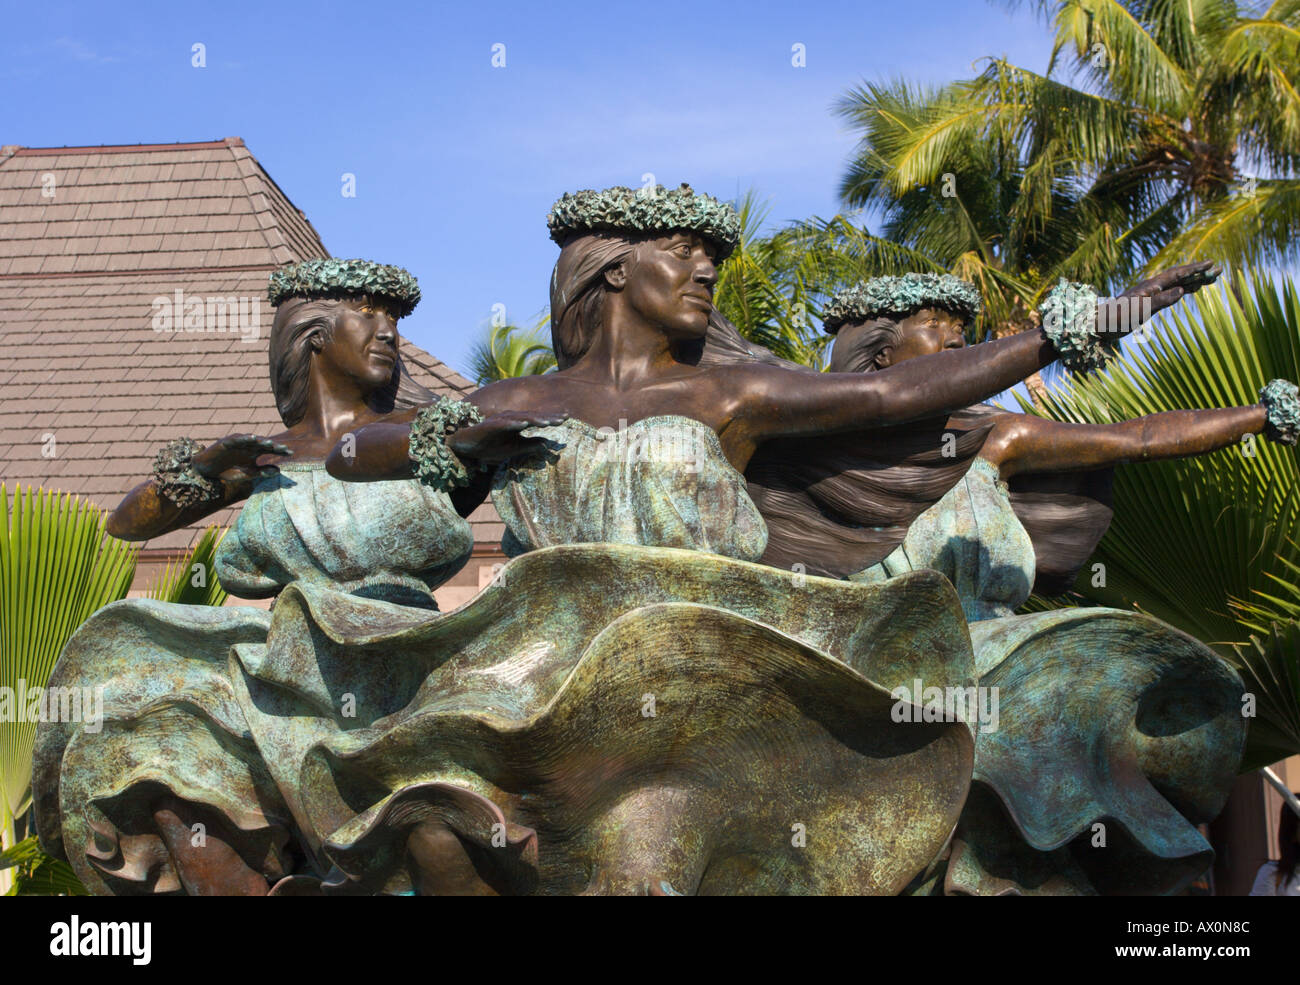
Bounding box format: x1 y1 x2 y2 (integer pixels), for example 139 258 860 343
0 138 504 551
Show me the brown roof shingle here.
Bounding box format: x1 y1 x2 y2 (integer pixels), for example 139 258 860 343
0 139 498 552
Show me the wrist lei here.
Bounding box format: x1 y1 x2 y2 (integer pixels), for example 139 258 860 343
409 399 484 491
1038 279 1112 374
1260 379 1300 445
153 437 223 509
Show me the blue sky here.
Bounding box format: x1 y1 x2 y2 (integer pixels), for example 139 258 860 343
3 0 1058 377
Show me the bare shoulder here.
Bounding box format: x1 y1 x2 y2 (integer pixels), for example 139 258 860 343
710 359 805 390
467 376 550 416
980 409 1042 464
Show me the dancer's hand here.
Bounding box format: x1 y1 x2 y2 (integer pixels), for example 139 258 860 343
449 412 568 465
1107 261 1221 334
191 434 292 488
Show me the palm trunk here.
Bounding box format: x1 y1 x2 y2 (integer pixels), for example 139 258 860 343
993 306 1048 410
1021 370 1048 409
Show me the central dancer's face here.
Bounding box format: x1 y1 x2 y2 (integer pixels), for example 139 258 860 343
621 231 718 339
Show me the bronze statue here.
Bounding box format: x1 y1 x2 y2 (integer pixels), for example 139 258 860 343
33 260 556 895
106 268 554 546
32 187 1278 895
34 250 985 895
330 190 1214 497
316 186 1250 895
749 272 1279 593
746 271 1295 893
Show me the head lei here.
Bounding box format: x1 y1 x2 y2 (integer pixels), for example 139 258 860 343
267 258 421 317
546 183 741 261
822 273 982 333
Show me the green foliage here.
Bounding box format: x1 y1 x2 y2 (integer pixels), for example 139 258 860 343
468 318 557 385
0 486 136 843
1227 621 1300 772
1025 267 1300 767
0 484 230 894
145 525 230 607
827 0 1300 339
711 191 837 368
0 835 88 896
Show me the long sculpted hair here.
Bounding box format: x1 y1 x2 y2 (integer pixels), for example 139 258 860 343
550 232 641 368
825 318 904 373
268 296 434 427
725 306 1113 595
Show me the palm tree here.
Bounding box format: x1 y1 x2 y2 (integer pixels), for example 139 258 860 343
712 191 837 368
0 486 227 894
831 1 1300 326
467 318 557 385
1025 267 1300 770
833 78 1058 334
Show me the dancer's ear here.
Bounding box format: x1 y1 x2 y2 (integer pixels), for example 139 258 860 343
603 261 628 291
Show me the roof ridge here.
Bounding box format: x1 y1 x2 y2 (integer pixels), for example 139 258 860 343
228 142 293 265
400 339 474 390
227 142 328 264
4 139 239 156
0 263 280 281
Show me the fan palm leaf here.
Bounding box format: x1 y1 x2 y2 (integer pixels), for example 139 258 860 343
0 485 136 892
144 524 229 607
1225 621 1300 771
1022 268 1300 768
1 486 236 893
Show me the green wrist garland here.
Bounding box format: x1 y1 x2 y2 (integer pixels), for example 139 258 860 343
1261 379 1300 445
153 437 223 509
409 400 484 491
1038 279 1110 373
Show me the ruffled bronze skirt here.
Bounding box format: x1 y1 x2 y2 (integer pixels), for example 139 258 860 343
33 544 976 895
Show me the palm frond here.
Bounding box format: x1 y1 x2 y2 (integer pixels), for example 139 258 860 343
145 525 229 606
468 318 557 384
0 834 88 896
1027 268 1300 649
1148 179 1300 271
1050 0 1193 111
0 485 136 891
1223 620 1300 770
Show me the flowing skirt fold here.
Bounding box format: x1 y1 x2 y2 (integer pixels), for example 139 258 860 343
36 544 981 895
945 609 1245 896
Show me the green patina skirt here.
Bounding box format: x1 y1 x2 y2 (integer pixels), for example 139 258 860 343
33 544 977 895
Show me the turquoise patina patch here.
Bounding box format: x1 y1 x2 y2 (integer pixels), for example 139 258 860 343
1261 378 1300 445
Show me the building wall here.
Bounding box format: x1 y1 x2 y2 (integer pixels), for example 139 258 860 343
1211 755 1300 895
1261 756 1300 880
